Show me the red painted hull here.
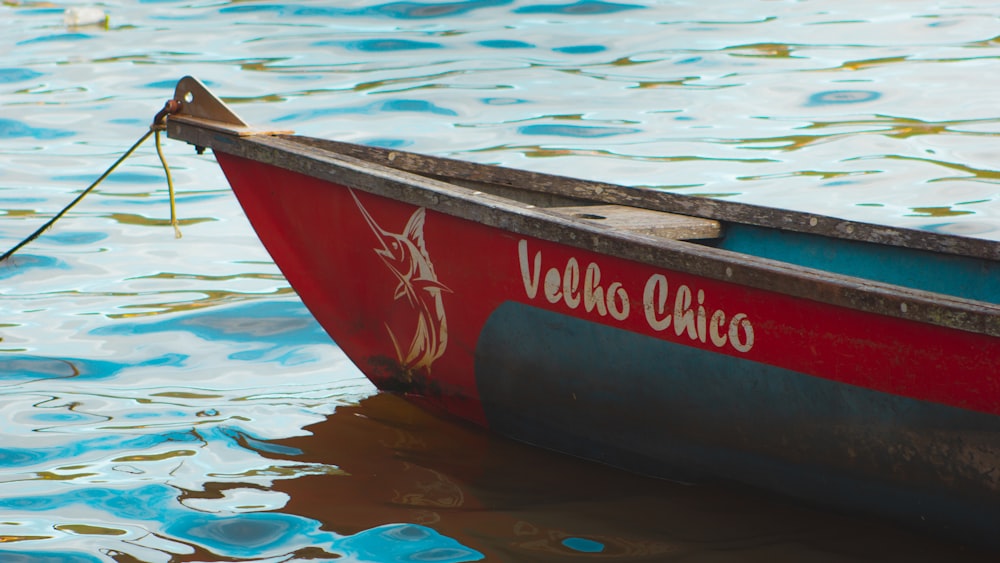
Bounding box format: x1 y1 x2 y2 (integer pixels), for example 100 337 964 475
219 153 999 418
213 151 1000 546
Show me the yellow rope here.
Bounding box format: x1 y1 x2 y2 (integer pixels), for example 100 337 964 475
1 105 184 262
154 129 182 239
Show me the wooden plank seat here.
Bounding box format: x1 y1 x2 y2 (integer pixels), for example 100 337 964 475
548 204 722 240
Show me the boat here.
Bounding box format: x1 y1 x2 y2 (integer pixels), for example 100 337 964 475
163 76 1000 548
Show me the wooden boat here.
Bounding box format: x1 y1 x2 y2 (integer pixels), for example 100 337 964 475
164 77 1000 547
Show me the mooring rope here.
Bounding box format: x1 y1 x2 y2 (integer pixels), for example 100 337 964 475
154 125 183 240
0 100 182 263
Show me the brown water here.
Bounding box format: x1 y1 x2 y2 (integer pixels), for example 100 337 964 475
269 393 997 562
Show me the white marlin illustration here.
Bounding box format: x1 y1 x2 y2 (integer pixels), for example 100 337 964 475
351 189 450 373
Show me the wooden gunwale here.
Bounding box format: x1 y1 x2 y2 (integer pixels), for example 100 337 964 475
167 115 1000 337
287 136 1000 262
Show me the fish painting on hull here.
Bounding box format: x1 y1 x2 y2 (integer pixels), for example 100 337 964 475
350 189 451 381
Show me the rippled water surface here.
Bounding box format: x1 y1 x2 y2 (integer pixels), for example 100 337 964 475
2 1 999 561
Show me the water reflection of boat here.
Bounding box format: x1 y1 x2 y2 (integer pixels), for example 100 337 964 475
270 392 994 561
164 76 1000 549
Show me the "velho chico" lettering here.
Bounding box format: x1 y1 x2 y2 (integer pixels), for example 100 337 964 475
518 239 754 353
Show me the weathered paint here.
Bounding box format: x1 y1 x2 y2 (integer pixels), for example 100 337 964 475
715 223 1000 304
475 302 1000 544
217 152 1000 411
213 149 1000 546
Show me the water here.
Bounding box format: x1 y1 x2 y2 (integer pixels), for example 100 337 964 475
1 0 998 560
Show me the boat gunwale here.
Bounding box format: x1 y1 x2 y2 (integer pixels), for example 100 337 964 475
166 116 1000 338
284 136 1000 263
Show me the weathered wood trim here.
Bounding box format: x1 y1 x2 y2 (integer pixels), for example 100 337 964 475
167 118 1000 337
288 136 1000 262
547 204 722 240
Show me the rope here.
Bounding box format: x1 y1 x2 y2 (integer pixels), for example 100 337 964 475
154 128 182 239
1 100 182 263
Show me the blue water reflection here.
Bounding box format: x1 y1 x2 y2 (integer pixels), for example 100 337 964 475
513 1 643 14
215 426 304 457
0 353 186 380
0 254 68 280
52 171 163 184
518 124 640 138
0 119 74 140
16 33 93 45
0 68 43 83
562 536 605 553
277 99 458 122
322 38 445 51
553 45 607 54
0 481 482 561
340 524 484 562
221 0 512 19
358 0 510 19
478 39 534 49
93 301 331 364
806 90 883 106
0 484 176 517
0 553 102 563
0 432 198 469
166 511 327 558
42 231 108 245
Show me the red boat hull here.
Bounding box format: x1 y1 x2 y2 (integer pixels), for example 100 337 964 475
217 152 1000 546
